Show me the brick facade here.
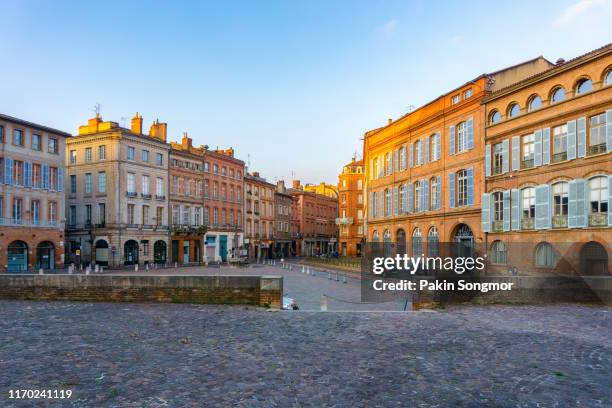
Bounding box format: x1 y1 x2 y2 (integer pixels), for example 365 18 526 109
337 158 364 257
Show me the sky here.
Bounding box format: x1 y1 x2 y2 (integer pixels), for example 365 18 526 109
1 0 611 185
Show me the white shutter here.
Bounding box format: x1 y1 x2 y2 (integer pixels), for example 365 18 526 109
577 117 586 158
502 139 509 174
449 125 455 155
502 190 510 231
567 120 577 160
534 129 542 167
512 136 520 171
481 193 491 233
535 184 551 230
485 144 491 177
542 127 551 165
511 189 520 231
606 109 612 152
568 179 587 228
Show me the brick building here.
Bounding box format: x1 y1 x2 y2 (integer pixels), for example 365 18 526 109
337 157 364 257
244 171 275 260
169 133 206 265
274 180 292 258
0 113 69 271
364 57 552 255
482 44 612 275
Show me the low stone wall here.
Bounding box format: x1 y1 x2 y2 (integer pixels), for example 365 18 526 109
0 275 283 309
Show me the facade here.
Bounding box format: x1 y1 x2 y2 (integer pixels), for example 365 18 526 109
169 134 206 265
244 171 275 260
482 45 612 275
337 157 365 257
202 147 244 262
65 114 170 267
304 182 338 198
289 180 338 256
274 180 293 258
0 113 69 271
364 57 553 255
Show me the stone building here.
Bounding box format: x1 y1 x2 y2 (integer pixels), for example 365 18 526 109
65 114 170 267
337 157 364 257
169 133 206 265
244 171 275 260
0 113 69 271
274 180 293 258
482 44 612 275
202 147 244 262
363 57 553 254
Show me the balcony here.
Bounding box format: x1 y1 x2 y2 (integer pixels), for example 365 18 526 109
589 143 606 156
521 217 534 230
492 220 504 232
141 193 152 200
142 224 154 230
126 223 139 229
552 215 568 229
589 213 607 227
5 219 62 228
155 194 166 201
552 152 567 163
126 191 137 198
521 159 534 169
335 217 354 226
492 166 503 175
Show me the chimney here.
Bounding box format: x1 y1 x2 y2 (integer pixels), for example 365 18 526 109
556 58 565 65
181 132 192 148
388 118 393 125
227 147 234 157
277 180 286 192
149 119 167 142
131 113 143 134
292 180 301 190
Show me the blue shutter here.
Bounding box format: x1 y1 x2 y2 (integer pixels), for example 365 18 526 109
58 167 64 192
422 179 429 211
542 127 551 165
403 183 408 214
502 139 509 174
606 109 612 153
567 120 576 160
409 144 414 167
481 193 491 233
393 186 398 216
419 139 424 165
511 189 520 231
577 117 586 158
435 133 441 160
466 167 474 206
387 190 392 216
467 117 474 149
609 176 612 226
5 157 13 185
534 129 542 167
448 172 455 208
393 149 398 174
424 137 430 163
449 126 455 155
369 192 373 218
512 136 520 171
24 161 31 187
485 144 491 177
568 179 587 228
407 183 413 213
503 190 511 231
402 145 407 169
436 176 441 210
42 165 49 190
535 184 551 230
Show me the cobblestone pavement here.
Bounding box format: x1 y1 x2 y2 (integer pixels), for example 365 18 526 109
0 301 610 407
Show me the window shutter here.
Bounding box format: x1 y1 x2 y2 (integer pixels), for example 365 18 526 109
567 120 577 160
512 136 520 171
448 172 455 208
542 127 551 165
369 192 373 218
424 137 430 163
511 189 520 231
481 193 491 232
467 167 474 206
423 179 429 211
467 117 474 149
43 164 49 190
407 183 413 213
387 190 392 216
449 126 455 155
485 144 491 177
403 183 409 214
609 176 612 226
24 161 31 188
393 186 398 216
393 149 399 173
5 158 13 185
607 109 612 153
534 129 542 167
436 176 441 210
58 167 64 192
535 184 551 230
409 144 414 167
577 117 586 158
503 190 511 231
568 179 587 228
419 139 424 165
502 139 509 174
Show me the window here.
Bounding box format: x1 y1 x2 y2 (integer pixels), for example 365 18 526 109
606 70 612 85
69 205 76 226
414 181 422 212
85 147 92 162
451 94 460 105
98 171 106 193
431 134 440 160
70 150 77 164
12 198 22 222
357 180 363 189
398 147 406 170
415 140 422 166
493 192 504 222
385 153 391 176
99 145 106 160
142 205 149 225
463 88 473 99
0 125 4 142
428 227 439 256
552 182 568 216
127 173 135 193
385 188 391 216
213 164 219 174
13 129 24 146
32 164 41 188
48 138 58 154
456 122 467 153
490 240 507 264
84 173 92 193
372 157 379 179
507 103 520 118
575 78 592 95
127 146 135 160
155 153 163 166
522 134 535 168
142 150 149 163
430 177 439 209
412 228 422 255
156 178 163 196
221 166 227 176
99 203 106 225
31 134 41 150
535 242 556 267
31 200 40 225
48 202 57 224
521 187 535 219
489 110 501 124
142 175 150 195
127 204 135 224
551 87 565 103
13 160 23 185
49 167 58 190
493 142 503 174
156 207 163 226
85 204 92 225
457 170 468 207
589 113 606 154
552 124 568 162
528 95 542 112
589 176 608 214
70 175 76 194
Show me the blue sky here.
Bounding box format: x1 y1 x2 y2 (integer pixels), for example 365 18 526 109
1 0 611 184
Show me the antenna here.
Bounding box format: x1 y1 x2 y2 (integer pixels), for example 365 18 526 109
247 154 251 170
90 102 102 117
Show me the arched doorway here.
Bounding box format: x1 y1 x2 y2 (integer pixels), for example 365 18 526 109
580 241 608 275
124 240 139 265
453 224 474 258
154 241 167 264
396 229 406 255
95 240 109 266
383 229 392 257
36 241 55 270
8 241 28 272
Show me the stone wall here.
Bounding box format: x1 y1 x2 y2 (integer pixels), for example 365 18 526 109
0 274 283 309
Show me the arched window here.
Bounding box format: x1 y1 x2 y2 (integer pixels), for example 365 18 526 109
399 184 405 213
457 169 468 207
589 176 608 214
385 153 391 176
385 188 391 216
412 228 422 256
456 121 468 152
383 229 392 257
552 182 569 220
415 139 422 165
430 176 439 209
489 110 501 124
575 78 592 95
535 242 556 268
605 70 612 86
414 181 422 212
551 87 565 103
507 103 520 118
372 230 379 241
589 113 607 154
399 146 406 170
490 240 507 265
396 229 406 255
383 229 391 241
427 227 439 257
528 95 542 112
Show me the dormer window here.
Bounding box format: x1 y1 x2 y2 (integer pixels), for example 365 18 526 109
451 94 460 105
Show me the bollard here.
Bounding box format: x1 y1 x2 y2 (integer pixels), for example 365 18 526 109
85 268 90 275
301 265 305 273
95 264 100 273
328 271 332 280
135 264 139 272
306 267 310 275
38 268 43 275
289 265 293 271
175 262 178 269
343 272 347 284
320 295 328 312
335 271 339 281
146 263 149 271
